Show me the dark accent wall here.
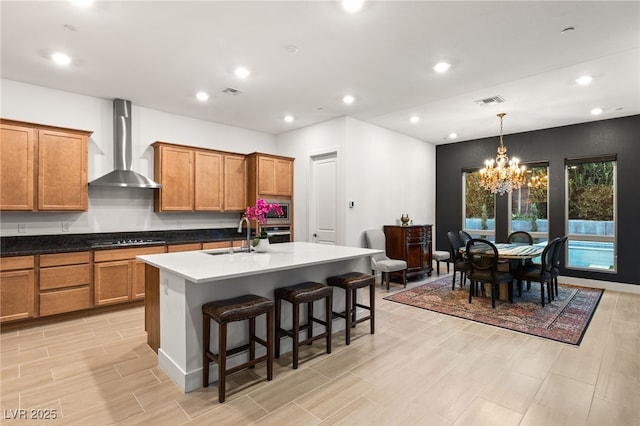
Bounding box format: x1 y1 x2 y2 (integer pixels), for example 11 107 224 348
435 115 640 286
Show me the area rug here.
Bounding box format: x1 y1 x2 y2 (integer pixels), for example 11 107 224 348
383 277 603 345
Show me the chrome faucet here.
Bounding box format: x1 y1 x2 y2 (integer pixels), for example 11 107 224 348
237 216 251 251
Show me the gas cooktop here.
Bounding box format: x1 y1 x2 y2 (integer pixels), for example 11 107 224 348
86 238 166 248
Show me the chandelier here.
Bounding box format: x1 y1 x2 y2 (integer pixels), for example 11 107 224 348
479 113 526 195
528 173 548 190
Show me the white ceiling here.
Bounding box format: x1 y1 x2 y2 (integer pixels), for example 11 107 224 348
1 1 639 144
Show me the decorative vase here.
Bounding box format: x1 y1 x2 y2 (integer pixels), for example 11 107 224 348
401 214 410 226
253 238 271 253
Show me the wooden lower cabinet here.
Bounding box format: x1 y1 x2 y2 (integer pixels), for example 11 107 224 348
39 251 92 316
383 225 433 280
0 256 36 323
94 246 165 306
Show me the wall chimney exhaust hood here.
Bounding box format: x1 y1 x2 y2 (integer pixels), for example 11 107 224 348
89 99 162 188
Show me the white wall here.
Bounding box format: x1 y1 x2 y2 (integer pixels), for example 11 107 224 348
0 79 276 236
276 116 436 248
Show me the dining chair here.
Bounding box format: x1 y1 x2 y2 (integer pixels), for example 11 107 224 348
466 239 514 308
512 238 559 307
458 230 472 246
447 231 469 290
507 231 533 245
364 229 407 290
551 236 568 297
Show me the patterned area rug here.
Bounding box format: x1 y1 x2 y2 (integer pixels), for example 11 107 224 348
384 277 603 345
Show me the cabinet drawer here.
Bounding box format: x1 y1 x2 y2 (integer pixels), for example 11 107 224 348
40 264 91 290
202 240 241 250
94 246 165 262
40 251 91 267
40 286 91 316
0 256 35 271
167 243 202 253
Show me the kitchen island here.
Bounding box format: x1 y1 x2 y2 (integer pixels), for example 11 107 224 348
137 241 382 392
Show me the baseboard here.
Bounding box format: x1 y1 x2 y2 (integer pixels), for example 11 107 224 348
559 276 640 294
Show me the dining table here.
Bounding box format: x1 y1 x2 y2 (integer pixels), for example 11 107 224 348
460 242 547 301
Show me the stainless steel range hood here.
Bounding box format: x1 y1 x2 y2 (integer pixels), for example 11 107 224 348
89 99 162 188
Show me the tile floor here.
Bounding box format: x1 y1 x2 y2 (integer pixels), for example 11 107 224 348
1 273 639 425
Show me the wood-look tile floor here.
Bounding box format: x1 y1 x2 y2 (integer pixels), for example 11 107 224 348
1 274 639 425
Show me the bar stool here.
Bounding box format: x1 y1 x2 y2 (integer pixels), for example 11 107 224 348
202 294 274 403
432 250 451 275
326 272 375 345
274 281 333 369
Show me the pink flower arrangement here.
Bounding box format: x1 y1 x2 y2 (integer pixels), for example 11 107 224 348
244 199 284 225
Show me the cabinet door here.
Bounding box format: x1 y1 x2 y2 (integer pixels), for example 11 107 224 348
38 129 88 211
0 269 35 322
157 145 193 211
0 123 35 210
274 158 293 196
257 156 277 195
194 150 223 211
224 154 247 211
94 260 131 305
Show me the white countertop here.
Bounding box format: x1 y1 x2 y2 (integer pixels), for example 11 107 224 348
137 241 382 283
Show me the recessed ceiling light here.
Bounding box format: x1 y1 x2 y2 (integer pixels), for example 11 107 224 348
196 91 209 102
576 75 593 86
342 0 365 13
590 107 603 115
284 115 295 123
410 115 420 124
433 62 451 73
51 52 71 65
234 66 250 79
342 95 355 105
448 133 458 139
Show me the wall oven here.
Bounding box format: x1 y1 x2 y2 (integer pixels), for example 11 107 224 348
264 199 291 225
263 226 291 244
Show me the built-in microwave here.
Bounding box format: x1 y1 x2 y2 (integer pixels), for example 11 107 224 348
264 199 291 225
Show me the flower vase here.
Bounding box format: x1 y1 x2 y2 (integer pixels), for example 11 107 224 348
253 238 271 253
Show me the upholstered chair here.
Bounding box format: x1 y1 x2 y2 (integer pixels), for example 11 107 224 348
364 229 407 290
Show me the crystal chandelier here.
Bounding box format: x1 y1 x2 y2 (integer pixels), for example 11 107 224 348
479 113 526 195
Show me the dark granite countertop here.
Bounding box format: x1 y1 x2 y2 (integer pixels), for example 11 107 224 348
0 228 252 257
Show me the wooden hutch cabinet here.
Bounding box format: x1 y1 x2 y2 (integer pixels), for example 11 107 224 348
383 225 433 280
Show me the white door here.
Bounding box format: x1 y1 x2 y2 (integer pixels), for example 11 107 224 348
310 152 338 245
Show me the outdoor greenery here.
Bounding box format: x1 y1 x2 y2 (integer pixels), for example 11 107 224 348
465 172 494 219
568 162 614 221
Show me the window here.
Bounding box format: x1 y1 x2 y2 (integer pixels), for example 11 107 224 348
463 170 495 241
510 164 549 244
565 156 616 272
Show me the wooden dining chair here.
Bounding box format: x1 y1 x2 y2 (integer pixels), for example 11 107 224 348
512 238 559 307
466 238 514 308
447 231 469 290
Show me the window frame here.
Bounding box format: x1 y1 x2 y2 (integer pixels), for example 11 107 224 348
564 155 617 273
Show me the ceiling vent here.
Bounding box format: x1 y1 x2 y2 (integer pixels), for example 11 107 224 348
474 95 505 105
222 87 242 95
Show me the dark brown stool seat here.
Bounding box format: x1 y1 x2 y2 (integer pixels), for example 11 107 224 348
274 281 333 369
202 294 274 403
326 272 375 345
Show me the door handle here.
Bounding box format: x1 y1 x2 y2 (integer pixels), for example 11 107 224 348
313 233 318 238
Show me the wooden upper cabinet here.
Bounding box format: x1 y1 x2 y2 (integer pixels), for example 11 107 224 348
154 143 194 211
0 123 35 210
194 150 223 211
223 154 247 211
153 142 247 212
38 129 88 211
1 119 91 212
249 153 294 198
